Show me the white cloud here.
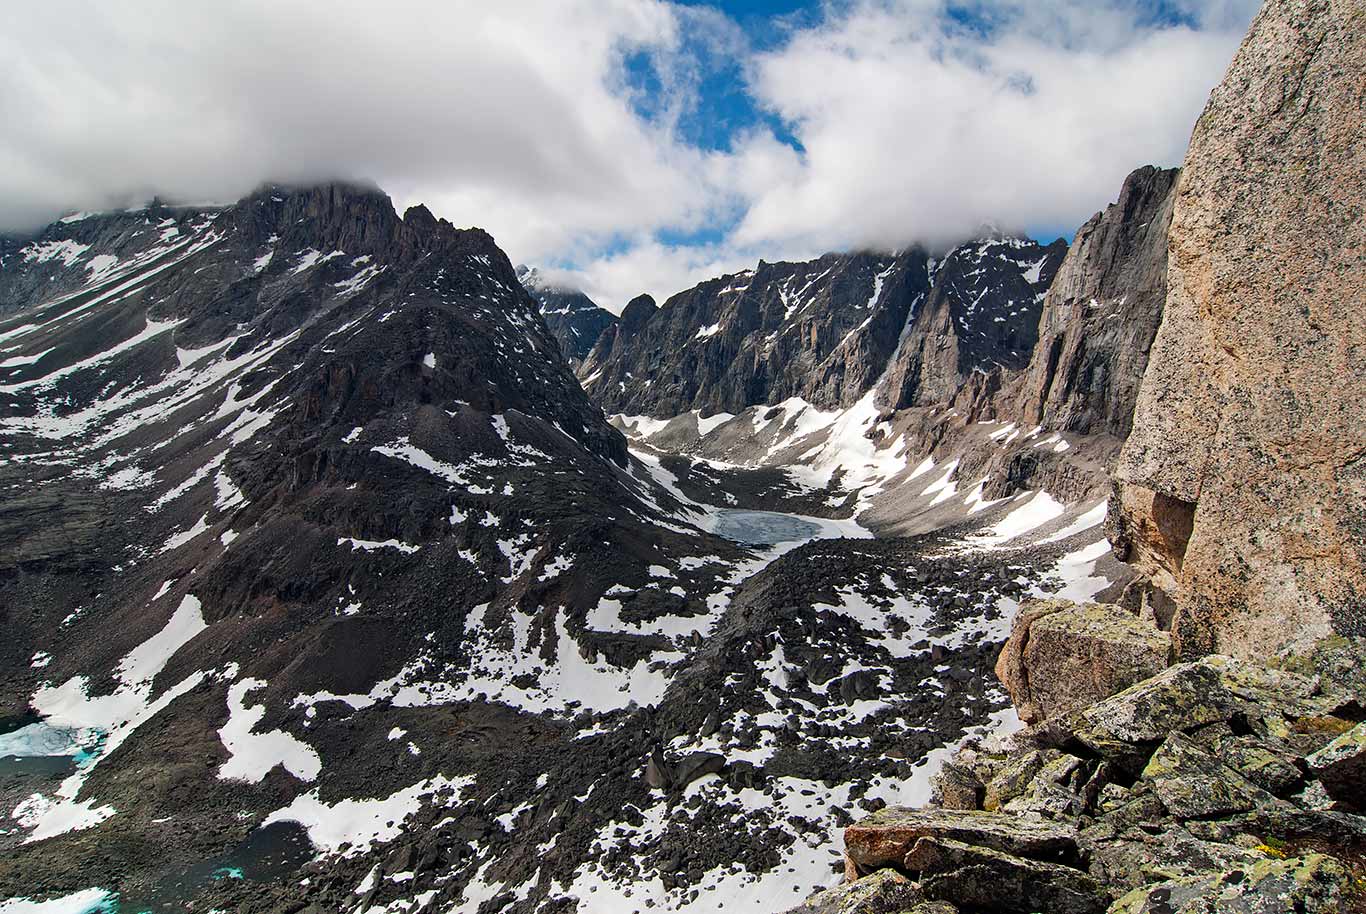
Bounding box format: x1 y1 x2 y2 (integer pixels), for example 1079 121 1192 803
0 0 1256 312
0 2 717 256
730 0 1255 253
539 235 783 313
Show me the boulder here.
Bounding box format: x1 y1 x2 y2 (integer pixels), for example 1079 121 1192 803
644 748 673 789
1001 753 1087 820
995 600 1170 725
931 763 984 811
1188 723 1304 798
905 836 1109 914
671 751 726 788
782 868 925 914
843 808 1078 871
982 749 1051 811
1140 732 1273 820
1108 853 1351 914
1081 824 1265 895
1064 656 1338 763
1305 721 1366 810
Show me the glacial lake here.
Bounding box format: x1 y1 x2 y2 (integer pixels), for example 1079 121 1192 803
0 716 313 913
709 509 824 546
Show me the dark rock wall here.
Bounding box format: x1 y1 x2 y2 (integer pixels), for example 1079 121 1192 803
1012 166 1178 440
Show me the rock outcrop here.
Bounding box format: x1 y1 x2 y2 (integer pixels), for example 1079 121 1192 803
816 650 1364 914
1112 0 1366 659
1011 166 1178 440
994 600 1171 725
874 236 1068 412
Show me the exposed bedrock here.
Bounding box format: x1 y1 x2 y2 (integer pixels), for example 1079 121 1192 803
1112 0 1366 659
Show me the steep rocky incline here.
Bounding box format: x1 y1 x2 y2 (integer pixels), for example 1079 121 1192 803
874 235 1067 412
0 201 202 318
580 237 1066 420
1010 166 1178 441
1112 0 1366 659
516 265 618 367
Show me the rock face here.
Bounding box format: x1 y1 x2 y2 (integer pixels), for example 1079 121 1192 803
579 237 1065 419
994 600 1171 725
516 265 617 366
1112 0 1366 659
1011 166 1178 440
1109 853 1351 914
875 235 1068 412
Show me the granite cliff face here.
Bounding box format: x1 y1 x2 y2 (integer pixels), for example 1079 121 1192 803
580 237 1065 420
1012 167 1178 441
516 265 618 367
1112 0 1366 659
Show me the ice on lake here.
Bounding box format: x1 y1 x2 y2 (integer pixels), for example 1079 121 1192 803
709 509 823 546
0 720 95 761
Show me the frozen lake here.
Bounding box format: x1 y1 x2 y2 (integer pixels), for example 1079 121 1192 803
709 509 825 545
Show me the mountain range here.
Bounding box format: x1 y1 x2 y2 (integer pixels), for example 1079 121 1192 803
1 2 1361 909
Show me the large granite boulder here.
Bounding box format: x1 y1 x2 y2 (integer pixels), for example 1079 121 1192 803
995 599 1170 724
1111 0 1366 660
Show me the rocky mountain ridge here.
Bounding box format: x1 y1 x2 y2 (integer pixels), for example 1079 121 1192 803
579 234 1067 421
515 265 618 367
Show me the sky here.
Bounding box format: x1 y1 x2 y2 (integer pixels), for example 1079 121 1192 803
0 0 1259 312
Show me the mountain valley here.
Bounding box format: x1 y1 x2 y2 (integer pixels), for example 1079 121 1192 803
1 1 1363 912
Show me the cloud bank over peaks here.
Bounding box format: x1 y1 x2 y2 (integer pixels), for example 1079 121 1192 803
0 0 1257 311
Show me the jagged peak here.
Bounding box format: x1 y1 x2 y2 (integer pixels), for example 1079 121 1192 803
612 293 658 339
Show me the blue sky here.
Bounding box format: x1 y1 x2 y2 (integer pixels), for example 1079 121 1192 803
2 0 1259 309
